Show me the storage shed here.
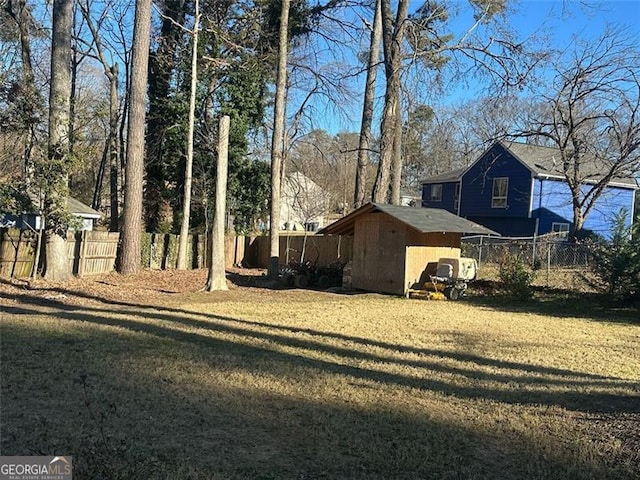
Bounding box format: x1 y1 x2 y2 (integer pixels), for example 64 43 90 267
319 202 497 295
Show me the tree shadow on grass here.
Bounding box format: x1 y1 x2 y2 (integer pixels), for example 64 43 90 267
2 304 638 479
3 292 639 417
463 282 639 325
1 286 632 380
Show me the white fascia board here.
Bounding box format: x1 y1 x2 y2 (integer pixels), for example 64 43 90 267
535 173 638 190
528 175 535 218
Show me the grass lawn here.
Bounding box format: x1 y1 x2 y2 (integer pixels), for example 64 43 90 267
1 269 638 479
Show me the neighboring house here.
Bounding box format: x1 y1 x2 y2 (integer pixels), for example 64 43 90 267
421 141 638 239
400 190 422 207
280 172 328 231
0 197 101 231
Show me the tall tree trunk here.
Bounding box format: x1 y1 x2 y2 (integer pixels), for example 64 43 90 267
177 0 200 270
354 0 382 209
108 64 120 231
571 199 585 241
390 106 403 204
268 0 291 279
44 0 73 282
372 0 409 205
69 4 78 159
92 141 107 210
207 115 230 291
120 61 130 208
118 0 152 275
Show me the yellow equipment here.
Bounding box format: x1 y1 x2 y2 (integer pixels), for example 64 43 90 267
406 257 478 301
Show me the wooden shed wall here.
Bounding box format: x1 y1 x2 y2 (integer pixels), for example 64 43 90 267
404 246 461 291
352 213 408 295
406 230 461 247
403 231 462 290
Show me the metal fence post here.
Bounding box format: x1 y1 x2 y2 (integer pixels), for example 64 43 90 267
547 242 551 287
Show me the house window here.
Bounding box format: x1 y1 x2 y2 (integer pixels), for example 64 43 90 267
492 177 508 208
551 222 570 239
430 184 442 202
454 183 460 210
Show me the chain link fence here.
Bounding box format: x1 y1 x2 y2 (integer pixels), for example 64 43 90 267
462 235 594 290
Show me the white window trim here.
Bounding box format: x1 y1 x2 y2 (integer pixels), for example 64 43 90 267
430 184 442 202
453 183 460 210
492 177 508 208
551 222 570 239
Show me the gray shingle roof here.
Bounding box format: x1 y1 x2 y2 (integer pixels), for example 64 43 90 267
420 167 467 184
319 202 498 236
22 194 101 218
420 142 638 189
67 197 101 218
504 141 638 188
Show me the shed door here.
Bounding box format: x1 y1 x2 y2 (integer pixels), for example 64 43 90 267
353 217 406 295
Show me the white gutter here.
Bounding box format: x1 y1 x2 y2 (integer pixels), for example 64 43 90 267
535 173 638 190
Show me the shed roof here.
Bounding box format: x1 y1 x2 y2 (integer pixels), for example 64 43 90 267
318 203 499 236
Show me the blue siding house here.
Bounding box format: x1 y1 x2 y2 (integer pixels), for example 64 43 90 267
421 142 638 239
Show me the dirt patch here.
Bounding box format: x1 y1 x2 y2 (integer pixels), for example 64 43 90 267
0 268 281 308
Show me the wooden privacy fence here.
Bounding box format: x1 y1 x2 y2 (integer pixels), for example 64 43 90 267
243 233 353 268
0 229 37 278
0 228 353 279
67 231 120 276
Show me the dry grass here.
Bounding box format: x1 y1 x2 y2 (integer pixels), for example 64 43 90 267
1 269 638 479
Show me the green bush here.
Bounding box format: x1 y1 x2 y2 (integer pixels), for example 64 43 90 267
587 210 640 303
498 252 535 300
140 233 152 268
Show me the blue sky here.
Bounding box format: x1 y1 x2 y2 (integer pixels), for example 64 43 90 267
498 0 639 50
308 0 640 134
438 0 639 100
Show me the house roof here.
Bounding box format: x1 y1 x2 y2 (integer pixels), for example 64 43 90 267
500 141 638 188
318 202 499 236
285 172 323 191
420 142 639 189
67 197 101 218
420 167 467 184
20 195 101 218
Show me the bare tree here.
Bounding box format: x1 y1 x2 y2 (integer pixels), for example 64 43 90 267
43 0 73 281
268 0 291 279
372 0 409 204
177 0 201 270
77 0 122 231
117 0 151 275
373 0 542 205
354 0 382 209
515 29 640 239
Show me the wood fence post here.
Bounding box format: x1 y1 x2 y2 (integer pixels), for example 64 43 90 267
79 230 88 277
